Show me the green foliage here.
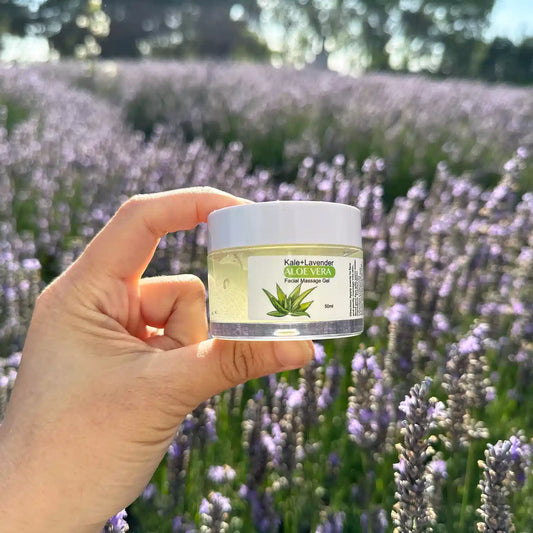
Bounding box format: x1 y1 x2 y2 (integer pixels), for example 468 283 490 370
0 95 28 134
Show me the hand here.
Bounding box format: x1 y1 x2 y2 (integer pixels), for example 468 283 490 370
0 187 314 533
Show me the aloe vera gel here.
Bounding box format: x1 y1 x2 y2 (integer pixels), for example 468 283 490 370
207 201 363 340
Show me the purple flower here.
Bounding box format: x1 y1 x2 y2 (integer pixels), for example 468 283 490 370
347 347 393 455
385 303 410 323
286 386 304 409
367 324 380 337
328 452 341 468
210 492 231 513
238 484 248 498
352 353 365 372
313 342 326 364
458 335 481 355
393 378 440 532
316 511 345 533
199 498 210 515
142 483 157 500
208 464 236 484
429 458 447 479
172 516 182 532
21 258 41 271
168 441 181 458
102 510 128 533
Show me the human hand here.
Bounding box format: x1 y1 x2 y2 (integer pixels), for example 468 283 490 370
0 188 314 533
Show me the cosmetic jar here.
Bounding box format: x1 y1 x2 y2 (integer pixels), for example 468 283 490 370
207 201 363 340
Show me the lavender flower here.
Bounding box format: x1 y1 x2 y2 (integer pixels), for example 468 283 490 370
476 440 520 533
347 347 394 457
167 416 194 506
242 397 274 488
315 510 345 533
240 486 280 533
441 324 492 450
208 465 236 484
102 510 128 533
392 378 443 533
385 302 420 391
172 516 183 532
427 454 447 515
199 492 231 533
508 434 532 488
141 483 157 500
318 358 345 410
298 345 325 430
361 508 388 533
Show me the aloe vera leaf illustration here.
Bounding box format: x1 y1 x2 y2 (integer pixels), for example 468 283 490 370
298 300 313 312
276 283 286 307
291 286 316 309
263 281 315 318
288 282 302 301
286 282 302 310
262 289 288 314
290 310 311 317
267 310 288 317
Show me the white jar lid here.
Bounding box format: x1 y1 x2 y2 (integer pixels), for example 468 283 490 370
207 201 362 251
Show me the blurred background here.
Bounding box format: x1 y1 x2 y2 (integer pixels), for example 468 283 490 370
2 2 533 533
1 0 533 83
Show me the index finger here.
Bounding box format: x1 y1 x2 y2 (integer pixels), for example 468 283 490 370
80 187 248 280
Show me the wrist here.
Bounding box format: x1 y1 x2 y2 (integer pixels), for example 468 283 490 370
0 424 102 533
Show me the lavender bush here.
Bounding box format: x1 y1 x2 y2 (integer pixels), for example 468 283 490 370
1 61 533 531
43 61 533 200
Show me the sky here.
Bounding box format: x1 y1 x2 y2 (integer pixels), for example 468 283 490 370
1 0 533 62
485 0 533 43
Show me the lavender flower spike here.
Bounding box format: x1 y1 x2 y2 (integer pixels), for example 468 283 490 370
315 510 345 533
200 491 232 533
392 377 443 533
476 439 527 533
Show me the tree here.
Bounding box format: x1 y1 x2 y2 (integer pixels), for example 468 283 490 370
1 0 270 60
258 0 495 73
477 37 533 84
0 0 29 37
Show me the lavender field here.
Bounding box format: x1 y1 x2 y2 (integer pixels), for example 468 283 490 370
1 61 533 532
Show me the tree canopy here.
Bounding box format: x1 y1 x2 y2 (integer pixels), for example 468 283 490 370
3 0 269 59
2 0 533 84
259 0 495 72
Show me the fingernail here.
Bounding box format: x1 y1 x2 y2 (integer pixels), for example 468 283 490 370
274 341 315 370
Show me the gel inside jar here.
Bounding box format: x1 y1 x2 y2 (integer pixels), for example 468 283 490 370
207 201 363 340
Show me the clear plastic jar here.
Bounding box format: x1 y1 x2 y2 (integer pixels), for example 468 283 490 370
207 202 363 340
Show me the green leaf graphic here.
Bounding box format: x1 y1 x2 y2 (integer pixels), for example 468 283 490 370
262 289 288 314
290 310 311 317
263 281 316 318
267 310 288 317
276 283 286 307
288 282 302 301
291 286 316 309
299 301 313 312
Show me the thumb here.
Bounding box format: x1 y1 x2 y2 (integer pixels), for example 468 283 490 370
154 339 315 408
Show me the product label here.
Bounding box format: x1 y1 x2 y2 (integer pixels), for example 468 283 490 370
247 255 363 321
